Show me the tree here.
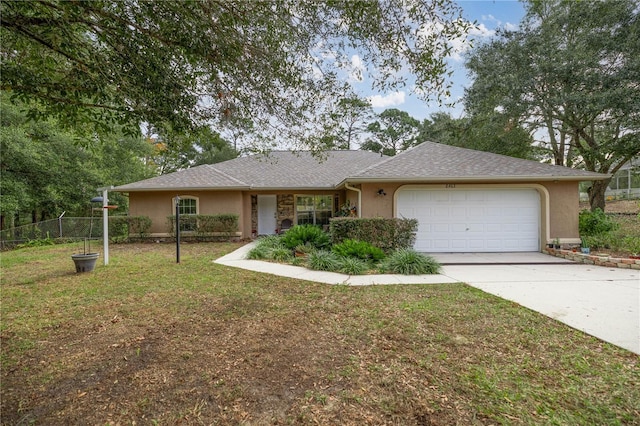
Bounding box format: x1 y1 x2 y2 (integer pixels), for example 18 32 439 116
362 109 421 156
464 0 640 211
0 94 154 229
420 112 536 159
147 126 238 174
322 97 375 150
1 0 471 146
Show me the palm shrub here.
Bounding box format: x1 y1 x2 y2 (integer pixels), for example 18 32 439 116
332 239 385 262
307 250 341 271
281 225 330 250
379 249 441 275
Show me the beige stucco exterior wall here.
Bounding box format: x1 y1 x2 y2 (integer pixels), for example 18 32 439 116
542 181 580 241
126 180 582 245
349 180 582 250
127 191 244 236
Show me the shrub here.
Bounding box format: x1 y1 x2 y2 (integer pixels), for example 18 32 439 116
280 225 330 250
246 245 270 259
378 249 441 275
270 247 294 262
307 250 341 271
579 209 618 236
246 235 287 260
330 217 417 252
337 256 369 275
332 239 385 262
110 216 152 239
167 214 239 238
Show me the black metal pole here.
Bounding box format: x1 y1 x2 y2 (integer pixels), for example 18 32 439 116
175 196 180 264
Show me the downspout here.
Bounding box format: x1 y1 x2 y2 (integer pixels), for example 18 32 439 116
344 183 362 218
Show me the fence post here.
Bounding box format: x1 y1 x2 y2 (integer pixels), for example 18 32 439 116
58 211 66 237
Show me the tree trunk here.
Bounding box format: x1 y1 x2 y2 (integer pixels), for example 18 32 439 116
588 178 611 211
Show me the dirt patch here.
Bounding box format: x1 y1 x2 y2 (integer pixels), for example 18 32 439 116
580 199 639 214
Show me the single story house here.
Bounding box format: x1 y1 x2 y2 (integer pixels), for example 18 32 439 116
113 141 608 253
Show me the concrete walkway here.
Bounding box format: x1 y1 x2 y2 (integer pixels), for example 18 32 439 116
215 243 640 354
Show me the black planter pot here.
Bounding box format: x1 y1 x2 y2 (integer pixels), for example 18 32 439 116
72 253 99 273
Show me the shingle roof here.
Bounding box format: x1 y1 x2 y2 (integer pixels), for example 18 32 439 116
114 150 386 191
348 142 607 182
114 142 608 192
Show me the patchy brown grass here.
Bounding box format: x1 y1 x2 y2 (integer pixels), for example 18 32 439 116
1 242 639 425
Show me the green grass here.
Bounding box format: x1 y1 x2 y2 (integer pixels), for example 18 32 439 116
1 242 638 425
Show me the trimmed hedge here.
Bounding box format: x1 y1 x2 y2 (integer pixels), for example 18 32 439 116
167 214 239 239
329 217 418 252
110 216 152 239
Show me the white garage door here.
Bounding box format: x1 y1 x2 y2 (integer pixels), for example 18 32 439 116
396 188 540 252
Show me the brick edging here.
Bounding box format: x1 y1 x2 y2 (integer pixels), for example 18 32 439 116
543 248 640 269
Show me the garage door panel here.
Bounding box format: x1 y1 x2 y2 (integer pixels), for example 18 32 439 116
397 188 540 253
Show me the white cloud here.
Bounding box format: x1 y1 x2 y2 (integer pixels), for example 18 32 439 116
446 22 495 62
349 54 365 82
368 91 406 108
504 22 518 31
482 14 500 24
469 23 495 38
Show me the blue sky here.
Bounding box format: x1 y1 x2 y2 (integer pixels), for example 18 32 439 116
365 0 527 122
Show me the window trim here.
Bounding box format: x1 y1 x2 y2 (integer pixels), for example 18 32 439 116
172 196 199 232
294 194 333 226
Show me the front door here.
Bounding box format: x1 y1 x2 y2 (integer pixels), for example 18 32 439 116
257 195 277 235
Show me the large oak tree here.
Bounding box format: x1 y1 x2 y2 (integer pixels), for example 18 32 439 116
464 0 640 211
1 0 470 148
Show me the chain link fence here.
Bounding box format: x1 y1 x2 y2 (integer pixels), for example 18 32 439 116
1 217 107 249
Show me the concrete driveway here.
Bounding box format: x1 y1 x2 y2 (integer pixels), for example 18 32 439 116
436 257 640 355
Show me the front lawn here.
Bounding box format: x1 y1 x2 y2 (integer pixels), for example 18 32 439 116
1 243 638 425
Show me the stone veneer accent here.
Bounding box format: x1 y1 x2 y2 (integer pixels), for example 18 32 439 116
251 195 257 235
543 248 640 269
277 194 294 230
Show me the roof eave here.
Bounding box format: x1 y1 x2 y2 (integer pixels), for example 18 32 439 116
340 174 610 185
112 185 251 192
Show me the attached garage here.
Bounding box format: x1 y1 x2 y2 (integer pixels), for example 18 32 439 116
396 187 541 253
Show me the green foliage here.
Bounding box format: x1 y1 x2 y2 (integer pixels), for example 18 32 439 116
109 216 152 239
294 243 316 254
307 250 342 272
464 0 640 210
337 256 369 275
246 236 288 260
419 112 536 160
0 94 154 225
579 209 619 236
362 108 421 156
332 239 385 262
378 250 441 275
269 247 294 262
167 214 239 239
280 225 330 250
15 236 56 249
330 218 417 252
2 1 469 143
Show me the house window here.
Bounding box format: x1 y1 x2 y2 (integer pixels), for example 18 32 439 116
175 197 198 232
296 195 333 226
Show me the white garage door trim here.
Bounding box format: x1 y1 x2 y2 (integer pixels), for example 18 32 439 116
395 184 548 253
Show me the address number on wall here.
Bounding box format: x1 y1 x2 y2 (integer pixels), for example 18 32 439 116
445 184 456 189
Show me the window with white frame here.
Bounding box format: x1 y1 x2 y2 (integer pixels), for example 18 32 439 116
175 197 198 232
296 195 333 226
